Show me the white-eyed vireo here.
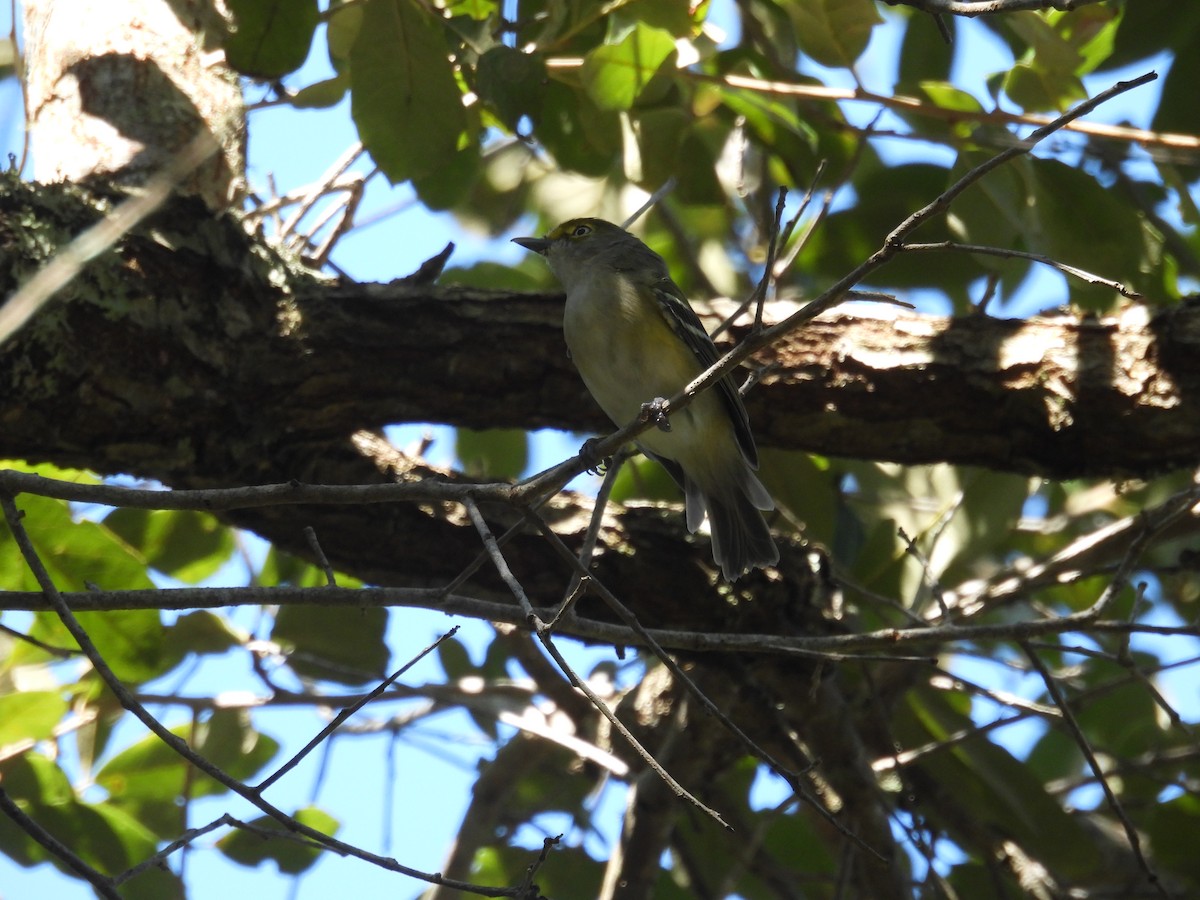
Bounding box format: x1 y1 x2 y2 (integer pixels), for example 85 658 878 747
514 218 778 581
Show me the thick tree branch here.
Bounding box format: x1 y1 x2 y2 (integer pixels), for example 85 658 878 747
2 175 1198 487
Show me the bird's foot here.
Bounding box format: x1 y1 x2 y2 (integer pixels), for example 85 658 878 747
579 437 610 475
640 397 672 432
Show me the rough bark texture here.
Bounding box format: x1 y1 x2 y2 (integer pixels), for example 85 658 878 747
3 176 1199 492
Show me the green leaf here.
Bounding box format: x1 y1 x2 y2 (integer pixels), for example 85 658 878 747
1145 795 1200 889
217 806 338 873
446 0 497 20
0 754 79 867
714 81 822 186
611 454 682 506
897 12 955 94
0 691 67 747
581 22 676 111
271 603 390 684
104 507 234 584
291 73 350 109
225 0 320 79
455 427 529 480
440 261 546 291
674 119 727 204
897 687 1103 881
1098 1 1200 72
162 610 244 659
919 81 984 114
412 140 482 211
97 710 279 804
1026 157 1147 309
1051 5 1121 76
0 490 153 594
614 0 696 37
476 46 547 130
350 0 469 183
325 2 363 73
115 863 185 900
437 634 473 681
533 80 620 175
1001 12 1091 112
760 449 835 546
948 150 1030 252
786 0 882 69
1003 61 1086 113
258 546 330 587
627 106 688 188
72 801 158 876
1154 39 1200 135
21 608 167 684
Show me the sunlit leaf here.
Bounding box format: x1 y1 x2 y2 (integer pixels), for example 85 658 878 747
581 22 676 111
0 691 67 748
350 0 469 183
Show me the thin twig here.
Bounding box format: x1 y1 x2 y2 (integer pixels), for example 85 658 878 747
621 177 677 230
302 525 337 586
0 130 220 346
555 446 632 616
463 495 730 828
1020 641 1169 898
535 631 729 829
255 627 460 792
0 491 531 898
463 495 542 626
523 509 888 857
0 785 120 898
3 580 1194 657
112 814 237 886
901 241 1142 299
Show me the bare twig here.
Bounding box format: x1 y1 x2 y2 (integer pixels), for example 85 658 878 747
901 241 1142 299
255 627 460 792
112 814 238 886
302 525 338 586
463 495 730 828
523 510 891 858
883 0 1110 17
0 491 537 898
554 445 631 617
0 785 120 898
1020 642 1169 898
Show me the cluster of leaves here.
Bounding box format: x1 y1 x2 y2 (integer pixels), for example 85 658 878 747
222 0 1197 311
0 466 383 893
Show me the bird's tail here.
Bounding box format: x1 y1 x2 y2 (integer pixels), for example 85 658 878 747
696 469 778 582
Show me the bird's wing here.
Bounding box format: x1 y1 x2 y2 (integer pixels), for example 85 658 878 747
650 277 759 468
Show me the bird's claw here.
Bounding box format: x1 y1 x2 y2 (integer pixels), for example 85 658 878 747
579 437 610 475
640 397 672 432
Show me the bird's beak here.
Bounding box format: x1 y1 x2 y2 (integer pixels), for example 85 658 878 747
512 236 550 255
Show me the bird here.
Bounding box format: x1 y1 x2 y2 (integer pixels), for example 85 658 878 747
513 217 778 581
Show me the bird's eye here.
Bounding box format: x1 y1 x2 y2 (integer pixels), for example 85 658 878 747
571 223 592 238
